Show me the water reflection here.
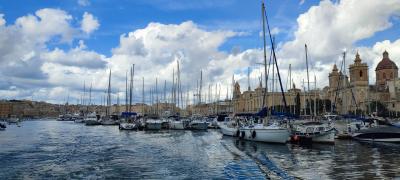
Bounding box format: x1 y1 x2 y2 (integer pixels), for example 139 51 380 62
0 121 399 179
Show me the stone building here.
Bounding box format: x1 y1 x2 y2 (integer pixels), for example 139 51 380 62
325 51 400 116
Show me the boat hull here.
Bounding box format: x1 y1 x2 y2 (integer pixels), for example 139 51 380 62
238 128 290 144
85 120 101 126
218 122 237 136
146 122 162 130
190 122 208 130
119 123 137 130
170 121 185 130
353 131 400 143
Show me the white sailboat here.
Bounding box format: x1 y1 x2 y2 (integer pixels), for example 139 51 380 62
119 64 137 130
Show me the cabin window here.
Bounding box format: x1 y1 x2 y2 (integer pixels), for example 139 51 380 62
359 70 363 77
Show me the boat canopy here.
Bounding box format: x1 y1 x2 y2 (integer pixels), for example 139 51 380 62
121 112 137 117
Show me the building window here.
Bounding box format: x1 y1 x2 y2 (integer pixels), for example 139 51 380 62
391 72 393 78
359 70 363 77
383 73 386 79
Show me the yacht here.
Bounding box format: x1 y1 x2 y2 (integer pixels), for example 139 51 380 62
291 121 335 144
218 117 238 136
119 122 137 130
189 118 208 130
84 113 100 126
100 115 118 125
352 118 400 142
0 122 6 130
8 115 20 124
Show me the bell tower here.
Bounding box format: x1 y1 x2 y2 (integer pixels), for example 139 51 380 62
233 81 241 99
349 52 368 86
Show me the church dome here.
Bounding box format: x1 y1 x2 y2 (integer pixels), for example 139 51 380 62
375 51 398 71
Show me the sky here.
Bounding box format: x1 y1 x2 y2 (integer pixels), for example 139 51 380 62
0 0 399 105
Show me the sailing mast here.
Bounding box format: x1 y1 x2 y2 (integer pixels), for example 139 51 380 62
129 65 134 113
263 2 288 111
125 71 128 113
305 44 311 116
142 77 145 115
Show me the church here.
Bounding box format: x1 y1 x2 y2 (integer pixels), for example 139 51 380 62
326 51 400 116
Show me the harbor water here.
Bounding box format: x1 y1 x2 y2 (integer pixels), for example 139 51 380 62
1 120 400 179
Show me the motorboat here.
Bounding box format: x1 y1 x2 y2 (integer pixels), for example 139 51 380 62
119 122 138 130
352 119 400 142
189 118 208 130
160 119 170 129
218 117 238 136
0 122 6 130
8 115 20 124
291 121 335 144
100 115 119 125
84 113 101 126
145 119 162 130
352 125 400 142
238 122 290 144
170 118 189 130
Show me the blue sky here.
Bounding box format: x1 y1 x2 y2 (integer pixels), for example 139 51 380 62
0 0 400 104
0 0 324 56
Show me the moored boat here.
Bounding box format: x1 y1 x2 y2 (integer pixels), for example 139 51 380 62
0 122 6 130
189 119 208 130
352 125 400 143
146 119 162 130
84 113 100 126
291 122 335 144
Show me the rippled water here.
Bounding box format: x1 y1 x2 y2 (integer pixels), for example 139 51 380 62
1 121 400 179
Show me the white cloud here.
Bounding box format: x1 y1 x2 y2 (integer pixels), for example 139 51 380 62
81 12 99 34
15 8 75 43
274 0 400 88
78 0 90 7
0 14 5 26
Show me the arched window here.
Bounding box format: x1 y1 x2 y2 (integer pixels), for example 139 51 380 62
359 70 363 77
390 72 393 78
383 73 386 79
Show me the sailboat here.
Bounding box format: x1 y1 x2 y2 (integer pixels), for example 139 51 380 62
219 2 290 143
119 64 139 130
100 69 118 125
290 45 335 144
169 59 189 130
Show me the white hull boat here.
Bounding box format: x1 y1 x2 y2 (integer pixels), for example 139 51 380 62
292 122 335 144
238 124 290 144
189 120 208 130
84 113 100 126
119 123 137 130
218 121 238 136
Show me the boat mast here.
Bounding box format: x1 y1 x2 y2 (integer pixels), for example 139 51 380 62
131 64 135 113
199 70 203 104
263 2 288 112
156 77 158 116
142 77 145 115
125 71 128 113
305 44 311 116
261 2 268 109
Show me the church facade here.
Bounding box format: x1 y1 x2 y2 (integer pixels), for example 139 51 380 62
325 51 400 115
